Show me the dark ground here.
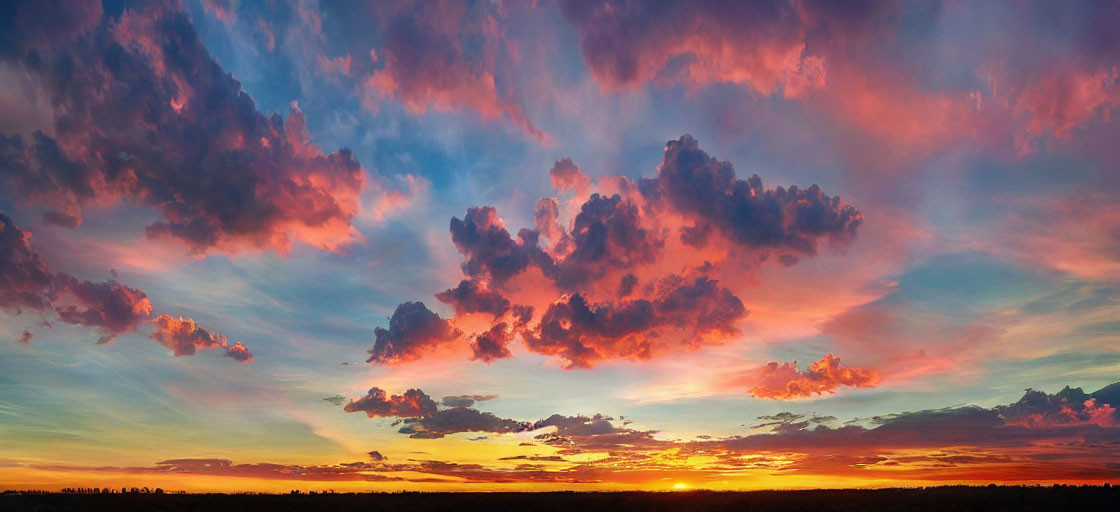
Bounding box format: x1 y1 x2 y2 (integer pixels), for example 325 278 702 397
2 486 1118 512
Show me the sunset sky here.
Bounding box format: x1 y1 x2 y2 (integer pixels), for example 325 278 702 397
1 0 1119 492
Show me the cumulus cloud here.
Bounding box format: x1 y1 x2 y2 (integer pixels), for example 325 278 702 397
343 387 438 418
366 302 462 364
0 2 375 256
648 135 863 255
370 135 861 368
435 280 510 318
527 277 746 368
746 354 880 400
997 386 1120 428
549 158 590 196
224 342 254 363
449 206 551 286
52 274 153 334
149 315 253 362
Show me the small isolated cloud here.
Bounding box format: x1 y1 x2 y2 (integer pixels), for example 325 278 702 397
366 302 461 364
321 395 347 406
746 354 880 400
149 315 253 362
343 387 438 418
440 394 498 408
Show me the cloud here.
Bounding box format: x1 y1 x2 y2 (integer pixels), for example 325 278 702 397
435 280 510 318
526 276 747 368
52 274 153 334
470 323 513 363
224 342 254 363
375 135 861 368
402 407 527 439
649 135 863 255
997 386 1119 428
41 381 1120 486
366 302 462 364
743 354 880 400
2 213 250 363
321 395 347 406
449 206 551 286
18 329 31 345
440 394 498 408
0 2 374 256
0 211 53 313
343 387 438 418
360 2 546 142
559 0 823 97
149 315 253 362
549 158 590 196
1 211 154 335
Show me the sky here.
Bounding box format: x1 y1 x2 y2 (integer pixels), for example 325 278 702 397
0 0 1118 492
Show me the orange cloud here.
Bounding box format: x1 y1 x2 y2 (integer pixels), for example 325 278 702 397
743 354 880 400
149 315 253 363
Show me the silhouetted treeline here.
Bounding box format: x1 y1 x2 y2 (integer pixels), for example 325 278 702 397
1 486 1118 511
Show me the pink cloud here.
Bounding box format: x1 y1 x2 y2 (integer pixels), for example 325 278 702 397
737 354 880 400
